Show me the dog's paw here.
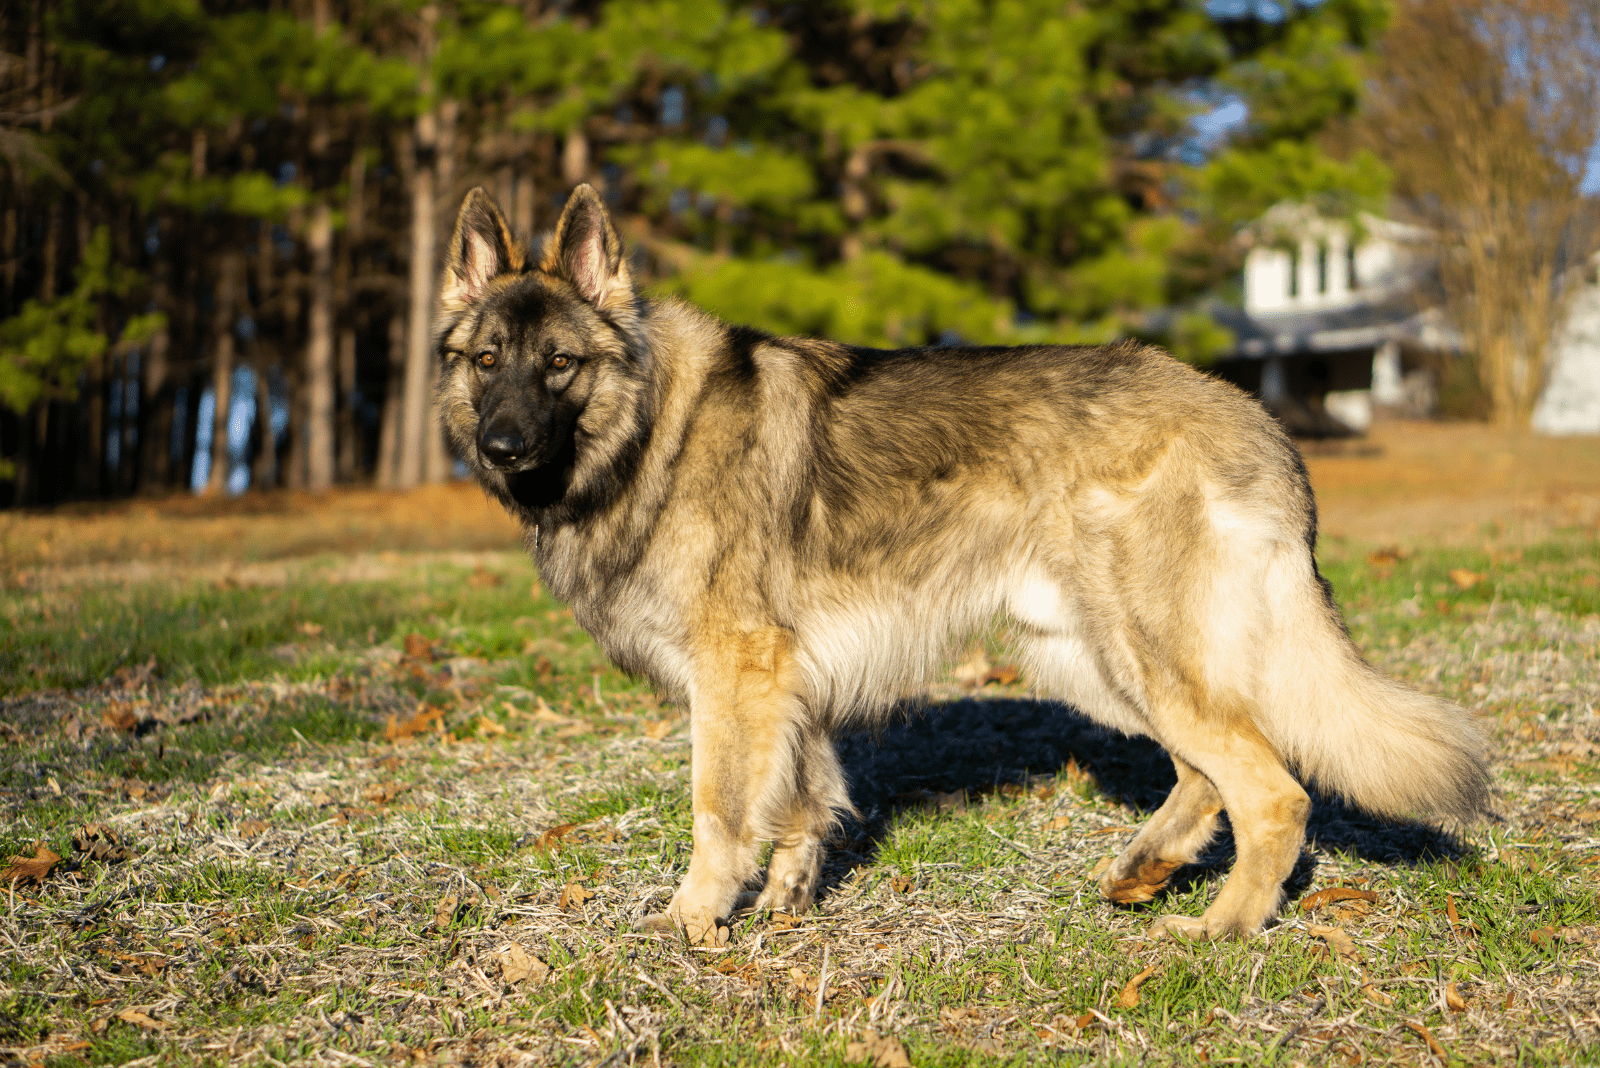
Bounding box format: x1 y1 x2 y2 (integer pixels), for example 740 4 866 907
1098 859 1180 904
633 909 731 946
634 913 679 936
1148 914 1211 941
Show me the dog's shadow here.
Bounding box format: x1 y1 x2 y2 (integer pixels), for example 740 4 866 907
821 696 1465 907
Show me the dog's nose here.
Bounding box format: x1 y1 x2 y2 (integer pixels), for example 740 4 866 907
479 433 526 467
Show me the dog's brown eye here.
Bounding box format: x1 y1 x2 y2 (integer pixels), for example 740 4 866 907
477 351 496 369
551 355 572 371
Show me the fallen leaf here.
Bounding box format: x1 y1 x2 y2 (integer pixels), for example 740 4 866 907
1117 964 1162 1008
237 819 269 838
1307 924 1362 964
73 823 133 863
116 953 169 977
890 875 914 894
1299 887 1379 912
476 715 507 737
295 621 324 637
1406 1019 1448 1061
1445 982 1467 1012
496 942 550 985
1530 926 1559 948
845 1030 913 1068
1045 815 1072 832
363 783 410 805
1449 569 1483 590
2 842 61 887
433 893 461 928
385 705 444 742
403 633 436 661
559 880 595 911
534 822 583 852
982 664 1020 686
100 705 138 732
771 911 805 930
115 1008 166 1031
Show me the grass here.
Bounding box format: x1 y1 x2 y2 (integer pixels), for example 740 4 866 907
1 526 1598 1066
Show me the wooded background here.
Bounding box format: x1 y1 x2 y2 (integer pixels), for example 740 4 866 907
0 0 1397 506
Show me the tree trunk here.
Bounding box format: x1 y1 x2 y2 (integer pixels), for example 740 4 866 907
423 97 460 484
306 201 336 491
377 310 405 487
205 252 240 496
337 145 365 483
514 160 536 244
399 106 437 488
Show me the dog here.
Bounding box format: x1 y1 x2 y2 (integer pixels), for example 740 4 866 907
433 183 1488 943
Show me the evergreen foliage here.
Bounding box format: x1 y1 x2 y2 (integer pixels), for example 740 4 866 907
0 0 1389 504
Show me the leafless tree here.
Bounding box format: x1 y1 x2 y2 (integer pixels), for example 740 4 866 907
1362 0 1600 426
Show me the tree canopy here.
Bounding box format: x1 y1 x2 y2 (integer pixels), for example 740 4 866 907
1 0 1390 504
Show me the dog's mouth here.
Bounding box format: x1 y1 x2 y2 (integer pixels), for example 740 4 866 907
498 433 577 511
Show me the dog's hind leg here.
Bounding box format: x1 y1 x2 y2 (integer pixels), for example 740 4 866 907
1144 715 1310 941
1098 755 1222 904
639 626 806 944
751 729 851 914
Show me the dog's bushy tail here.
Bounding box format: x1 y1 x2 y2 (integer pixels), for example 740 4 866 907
1261 561 1490 821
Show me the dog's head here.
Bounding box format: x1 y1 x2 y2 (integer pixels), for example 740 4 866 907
435 185 647 514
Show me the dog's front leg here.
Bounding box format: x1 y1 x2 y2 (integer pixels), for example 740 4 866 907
641 626 804 944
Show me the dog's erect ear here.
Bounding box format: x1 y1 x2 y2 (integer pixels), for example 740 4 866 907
441 188 521 312
544 184 633 310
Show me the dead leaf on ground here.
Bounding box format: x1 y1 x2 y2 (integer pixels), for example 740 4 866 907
982 664 1020 686
559 880 596 911
845 1030 913 1068
2 842 61 887
433 893 462 929
1307 923 1362 963
475 715 507 737
114 1008 166 1031
402 633 437 661
236 819 270 839
1445 982 1467 1012
363 782 410 805
100 705 138 732
295 621 324 637
115 953 169 977
495 942 550 986
385 704 445 742
1366 545 1409 566
533 822 583 852
890 876 915 894
1449 568 1483 590
73 823 133 863
1530 926 1560 948
1299 887 1379 912
1406 1020 1449 1061
1117 964 1162 1008
771 910 805 930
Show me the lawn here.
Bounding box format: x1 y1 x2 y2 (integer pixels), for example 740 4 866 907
2 425 1598 1067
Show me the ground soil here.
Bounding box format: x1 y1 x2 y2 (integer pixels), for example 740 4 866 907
4 420 1598 579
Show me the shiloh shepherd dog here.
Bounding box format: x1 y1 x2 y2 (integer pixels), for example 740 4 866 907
435 184 1488 943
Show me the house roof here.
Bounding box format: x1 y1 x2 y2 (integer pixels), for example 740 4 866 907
1213 297 1460 360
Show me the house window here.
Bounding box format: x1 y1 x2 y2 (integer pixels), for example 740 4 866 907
1346 243 1359 290
1288 247 1299 298
1316 245 1329 294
